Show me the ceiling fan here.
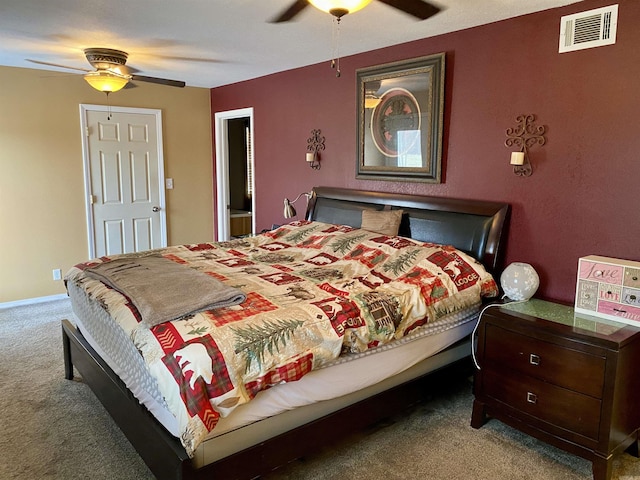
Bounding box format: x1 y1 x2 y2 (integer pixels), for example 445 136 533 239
272 0 441 77
27 48 186 94
271 0 441 22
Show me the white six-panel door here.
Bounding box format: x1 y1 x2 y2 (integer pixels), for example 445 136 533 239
80 105 167 259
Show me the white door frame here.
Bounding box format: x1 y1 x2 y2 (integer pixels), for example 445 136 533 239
79 104 167 259
214 107 255 241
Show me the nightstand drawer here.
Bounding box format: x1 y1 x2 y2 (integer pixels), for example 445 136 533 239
485 370 602 440
484 323 606 398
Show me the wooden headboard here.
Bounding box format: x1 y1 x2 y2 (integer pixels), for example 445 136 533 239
306 187 510 275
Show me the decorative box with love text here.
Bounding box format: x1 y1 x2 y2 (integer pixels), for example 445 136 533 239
575 255 640 325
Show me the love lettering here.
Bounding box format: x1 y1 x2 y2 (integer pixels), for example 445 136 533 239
583 263 621 282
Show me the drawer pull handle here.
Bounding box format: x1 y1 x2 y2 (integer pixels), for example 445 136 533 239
527 392 538 404
529 354 541 366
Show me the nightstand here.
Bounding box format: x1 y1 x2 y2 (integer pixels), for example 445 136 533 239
471 299 640 480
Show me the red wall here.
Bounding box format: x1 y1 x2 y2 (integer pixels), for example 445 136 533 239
210 0 640 304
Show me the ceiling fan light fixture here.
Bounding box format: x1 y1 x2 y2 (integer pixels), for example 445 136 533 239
364 95 381 109
364 79 382 108
84 70 130 93
309 0 373 17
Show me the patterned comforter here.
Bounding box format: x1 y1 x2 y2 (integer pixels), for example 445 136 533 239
65 221 499 456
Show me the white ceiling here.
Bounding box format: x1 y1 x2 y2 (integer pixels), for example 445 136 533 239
0 0 583 89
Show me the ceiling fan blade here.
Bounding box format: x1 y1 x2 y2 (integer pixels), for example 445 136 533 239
270 0 310 22
131 74 186 88
26 59 91 72
112 64 139 75
377 0 441 20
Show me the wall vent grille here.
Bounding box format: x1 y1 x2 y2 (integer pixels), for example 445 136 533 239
559 4 618 53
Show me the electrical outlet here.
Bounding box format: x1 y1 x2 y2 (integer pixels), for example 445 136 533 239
52 269 62 281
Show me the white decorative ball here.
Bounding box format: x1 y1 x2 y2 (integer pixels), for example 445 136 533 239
500 262 540 301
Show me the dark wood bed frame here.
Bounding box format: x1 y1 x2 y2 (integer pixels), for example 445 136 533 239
61 186 510 480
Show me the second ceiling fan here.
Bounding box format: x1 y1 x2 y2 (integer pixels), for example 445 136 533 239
272 0 441 77
272 0 441 23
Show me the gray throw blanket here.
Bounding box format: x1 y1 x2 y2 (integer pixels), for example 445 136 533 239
84 255 246 327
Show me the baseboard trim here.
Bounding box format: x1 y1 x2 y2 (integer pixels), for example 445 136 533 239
0 293 68 309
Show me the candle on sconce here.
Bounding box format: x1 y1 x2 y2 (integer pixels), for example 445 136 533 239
306 152 315 163
510 152 525 166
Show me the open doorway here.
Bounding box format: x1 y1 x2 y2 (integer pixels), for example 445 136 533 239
227 117 253 237
215 108 255 240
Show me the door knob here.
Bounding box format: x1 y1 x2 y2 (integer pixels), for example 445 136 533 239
152 206 160 212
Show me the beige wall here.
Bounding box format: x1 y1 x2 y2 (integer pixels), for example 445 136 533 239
0 66 214 303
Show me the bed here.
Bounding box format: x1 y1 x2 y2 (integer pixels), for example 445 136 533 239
61 186 510 480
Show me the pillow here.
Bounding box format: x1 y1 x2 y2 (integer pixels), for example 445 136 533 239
361 209 403 236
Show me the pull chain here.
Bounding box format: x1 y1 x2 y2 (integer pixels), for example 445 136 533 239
331 16 341 77
105 92 113 120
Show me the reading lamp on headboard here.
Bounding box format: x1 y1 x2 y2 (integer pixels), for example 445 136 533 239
283 192 313 218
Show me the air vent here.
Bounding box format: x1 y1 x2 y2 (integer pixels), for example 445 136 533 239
559 4 618 53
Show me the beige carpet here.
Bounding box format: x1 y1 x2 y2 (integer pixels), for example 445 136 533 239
2 298 639 479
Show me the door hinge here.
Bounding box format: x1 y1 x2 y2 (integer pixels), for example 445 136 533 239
89 194 96 204
85 126 90 137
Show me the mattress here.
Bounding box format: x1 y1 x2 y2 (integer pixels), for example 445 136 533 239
68 278 478 463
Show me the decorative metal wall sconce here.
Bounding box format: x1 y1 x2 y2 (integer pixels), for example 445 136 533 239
306 129 325 169
505 114 546 177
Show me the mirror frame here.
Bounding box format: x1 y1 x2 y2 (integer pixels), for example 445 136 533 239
356 53 445 183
